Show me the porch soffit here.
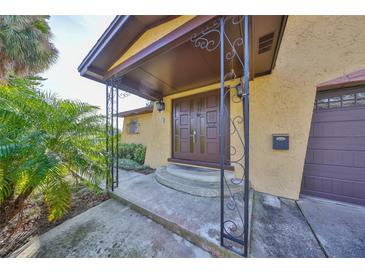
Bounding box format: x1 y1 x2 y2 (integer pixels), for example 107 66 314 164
79 16 287 101
113 16 287 100
108 16 197 72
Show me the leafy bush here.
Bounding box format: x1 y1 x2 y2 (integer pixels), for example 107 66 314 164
118 143 146 165
0 77 106 226
118 158 148 171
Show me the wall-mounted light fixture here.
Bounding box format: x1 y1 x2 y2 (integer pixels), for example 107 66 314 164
233 82 243 98
156 100 165 112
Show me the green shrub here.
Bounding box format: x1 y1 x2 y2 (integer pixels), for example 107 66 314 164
118 158 147 171
118 143 146 165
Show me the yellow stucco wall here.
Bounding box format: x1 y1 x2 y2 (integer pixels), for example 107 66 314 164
121 112 152 146
122 16 365 200
249 16 365 199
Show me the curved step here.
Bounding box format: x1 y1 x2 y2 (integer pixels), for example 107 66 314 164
166 164 235 184
155 165 242 197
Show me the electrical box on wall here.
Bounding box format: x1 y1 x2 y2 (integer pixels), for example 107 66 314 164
272 134 289 150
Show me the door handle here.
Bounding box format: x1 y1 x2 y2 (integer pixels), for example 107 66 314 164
193 129 197 143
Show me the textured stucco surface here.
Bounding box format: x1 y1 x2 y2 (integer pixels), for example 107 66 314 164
120 112 152 146
123 16 365 199
249 16 365 198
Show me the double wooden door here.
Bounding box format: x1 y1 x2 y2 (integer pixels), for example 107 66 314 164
172 90 229 164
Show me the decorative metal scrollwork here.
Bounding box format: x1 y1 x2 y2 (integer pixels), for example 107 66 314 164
231 16 244 25
191 15 250 256
105 78 130 192
190 19 220 52
222 85 246 246
225 37 244 62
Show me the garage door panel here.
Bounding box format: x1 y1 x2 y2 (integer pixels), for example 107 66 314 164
302 176 365 199
312 120 365 137
308 136 365 151
305 149 365 167
304 163 365 182
312 106 365 123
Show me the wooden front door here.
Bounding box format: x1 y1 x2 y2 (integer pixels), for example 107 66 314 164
172 90 229 164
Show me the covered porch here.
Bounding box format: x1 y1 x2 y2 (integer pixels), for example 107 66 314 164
78 15 287 257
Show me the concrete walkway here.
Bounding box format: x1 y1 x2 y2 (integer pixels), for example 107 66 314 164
13 169 364 258
250 192 365 258
298 196 365 258
250 192 325 258
13 200 211 258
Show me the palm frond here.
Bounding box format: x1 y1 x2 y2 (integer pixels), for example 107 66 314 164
1 77 106 223
44 180 71 222
0 143 18 159
0 15 58 82
0 162 12 205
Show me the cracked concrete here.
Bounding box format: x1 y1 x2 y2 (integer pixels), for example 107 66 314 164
297 196 365 258
250 191 325 258
250 191 365 258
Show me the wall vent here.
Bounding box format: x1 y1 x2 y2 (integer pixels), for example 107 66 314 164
258 32 274 54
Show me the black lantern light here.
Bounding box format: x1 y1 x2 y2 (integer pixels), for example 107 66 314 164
233 82 243 98
156 100 165 112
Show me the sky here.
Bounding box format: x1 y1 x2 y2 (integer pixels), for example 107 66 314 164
41 16 147 114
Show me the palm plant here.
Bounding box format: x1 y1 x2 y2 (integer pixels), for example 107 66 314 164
0 77 106 227
0 16 58 83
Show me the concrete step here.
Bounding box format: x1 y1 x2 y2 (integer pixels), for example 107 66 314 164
155 165 241 197
108 171 253 258
166 164 235 183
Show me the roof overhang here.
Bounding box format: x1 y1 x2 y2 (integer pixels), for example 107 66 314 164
78 15 179 83
117 105 153 117
79 15 288 100
317 68 365 91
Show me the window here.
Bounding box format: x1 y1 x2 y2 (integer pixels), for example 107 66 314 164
357 91 365 105
314 88 365 110
127 120 139 134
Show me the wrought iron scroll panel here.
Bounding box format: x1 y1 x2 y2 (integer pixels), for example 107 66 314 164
106 79 129 191
191 15 250 257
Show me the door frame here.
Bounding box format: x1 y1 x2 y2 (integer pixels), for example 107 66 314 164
170 88 231 168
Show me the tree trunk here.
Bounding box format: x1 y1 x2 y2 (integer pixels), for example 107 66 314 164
0 189 32 230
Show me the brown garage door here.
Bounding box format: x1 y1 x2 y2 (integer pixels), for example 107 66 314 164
301 87 365 206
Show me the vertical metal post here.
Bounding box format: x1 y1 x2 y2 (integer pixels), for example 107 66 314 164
243 15 250 257
111 79 114 192
105 82 109 190
219 16 225 246
116 86 119 187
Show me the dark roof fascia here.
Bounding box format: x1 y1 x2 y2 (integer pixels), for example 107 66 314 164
317 68 365 92
78 15 130 76
117 105 153 117
270 15 288 72
317 80 365 92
